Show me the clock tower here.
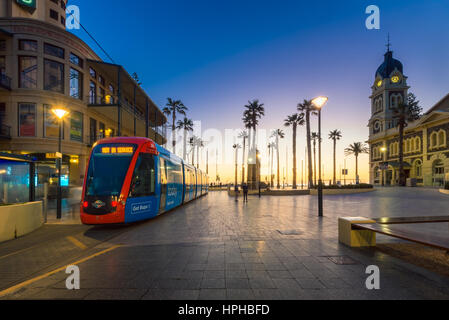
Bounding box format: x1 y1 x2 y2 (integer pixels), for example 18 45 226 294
368 46 409 138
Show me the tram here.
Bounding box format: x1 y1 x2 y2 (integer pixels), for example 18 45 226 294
80 137 208 224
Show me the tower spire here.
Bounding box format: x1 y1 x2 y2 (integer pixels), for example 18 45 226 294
386 33 391 52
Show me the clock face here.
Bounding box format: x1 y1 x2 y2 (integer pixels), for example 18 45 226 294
376 80 382 87
391 76 400 83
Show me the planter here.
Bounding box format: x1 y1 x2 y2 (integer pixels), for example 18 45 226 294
0 201 43 243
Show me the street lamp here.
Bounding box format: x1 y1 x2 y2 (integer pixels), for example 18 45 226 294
311 96 328 217
51 108 69 219
380 146 387 186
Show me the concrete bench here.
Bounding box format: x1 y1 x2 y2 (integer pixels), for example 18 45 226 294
339 216 449 250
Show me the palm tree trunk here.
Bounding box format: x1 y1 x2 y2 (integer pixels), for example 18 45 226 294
172 114 176 153
333 139 336 185
292 124 297 189
271 147 274 187
276 135 280 189
241 137 246 184
235 148 238 186
355 154 359 183
313 142 316 186
306 111 313 188
183 129 187 160
398 122 405 186
191 145 195 166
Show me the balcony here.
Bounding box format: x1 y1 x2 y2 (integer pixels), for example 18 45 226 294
0 72 11 90
0 124 11 139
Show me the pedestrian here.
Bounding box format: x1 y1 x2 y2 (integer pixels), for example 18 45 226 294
234 184 239 202
242 183 248 202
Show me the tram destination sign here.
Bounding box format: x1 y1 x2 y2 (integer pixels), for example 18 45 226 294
16 0 37 13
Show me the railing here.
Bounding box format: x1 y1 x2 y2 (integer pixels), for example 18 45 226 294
0 124 11 139
0 72 11 90
86 94 117 106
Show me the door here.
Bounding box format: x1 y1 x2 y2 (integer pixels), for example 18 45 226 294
159 158 167 213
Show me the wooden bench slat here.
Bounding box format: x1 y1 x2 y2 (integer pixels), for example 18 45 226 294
373 216 449 225
353 223 449 251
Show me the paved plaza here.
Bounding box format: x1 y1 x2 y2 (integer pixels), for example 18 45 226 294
1 188 449 300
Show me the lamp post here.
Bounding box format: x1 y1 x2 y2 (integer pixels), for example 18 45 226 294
311 96 328 217
51 108 69 219
380 146 387 186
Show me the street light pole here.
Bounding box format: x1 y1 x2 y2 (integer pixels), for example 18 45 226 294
52 108 69 220
311 96 328 218
57 118 62 219
317 108 323 217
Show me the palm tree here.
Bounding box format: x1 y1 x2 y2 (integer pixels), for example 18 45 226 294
391 93 422 186
189 135 198 166
176 117 194 161
163 98 187 153
242 99 265 188
311 132 319 186
284 113 305 189
344 142 369 183
238 130 249 184
328 129 342 185
271 129 285 188
267 142 276 187
297 99 317 188
232 144 241 186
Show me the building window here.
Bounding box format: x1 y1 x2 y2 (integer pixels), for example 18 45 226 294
0 40 6 51
98 75 105 86
49 9 58 21
44 104 63 139
61 16 66 26
69 53 83 68
89 67 96 78
44 59 64 93
44 43 64 59
19 39 37 52
61 1 66 10
70 111 83 142
18 103 36 137
414 160 422 177
89 81 96 104
0 56 5 74
99 122 105 138
129 154 156 198
19 56 37 89
99 87 105 103
415 137 421 152
70 68 83 99
438 130 446 147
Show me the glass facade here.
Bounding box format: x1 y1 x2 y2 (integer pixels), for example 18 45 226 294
19 56 37 89
70 111 83 142
18 103 36 137
70 67 83 99
44 59 64 93
0 159 31 204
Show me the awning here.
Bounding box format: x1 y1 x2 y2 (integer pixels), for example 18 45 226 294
387 161 411 169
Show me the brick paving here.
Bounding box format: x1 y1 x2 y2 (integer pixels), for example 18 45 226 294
2 188 449 300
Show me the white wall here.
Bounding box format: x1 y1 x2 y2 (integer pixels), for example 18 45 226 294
0 201 43 243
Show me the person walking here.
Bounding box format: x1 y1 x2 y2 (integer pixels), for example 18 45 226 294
242 183 249 202
234 184 239 202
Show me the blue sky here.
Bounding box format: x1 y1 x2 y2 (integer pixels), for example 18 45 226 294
69 0 449 181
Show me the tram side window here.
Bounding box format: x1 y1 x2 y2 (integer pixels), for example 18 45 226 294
129 154 155 197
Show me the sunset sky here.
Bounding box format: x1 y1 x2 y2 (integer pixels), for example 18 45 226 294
70 0 449 183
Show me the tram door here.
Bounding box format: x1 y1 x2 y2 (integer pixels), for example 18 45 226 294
159 158 167 213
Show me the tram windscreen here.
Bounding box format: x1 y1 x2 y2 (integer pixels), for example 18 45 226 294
85 143 136 197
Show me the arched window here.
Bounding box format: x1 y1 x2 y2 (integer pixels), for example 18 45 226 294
410 139 415 153
389 144 394 156
430 132 437 149
438 130 446 147
415 137 421 152
414 160 422 177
